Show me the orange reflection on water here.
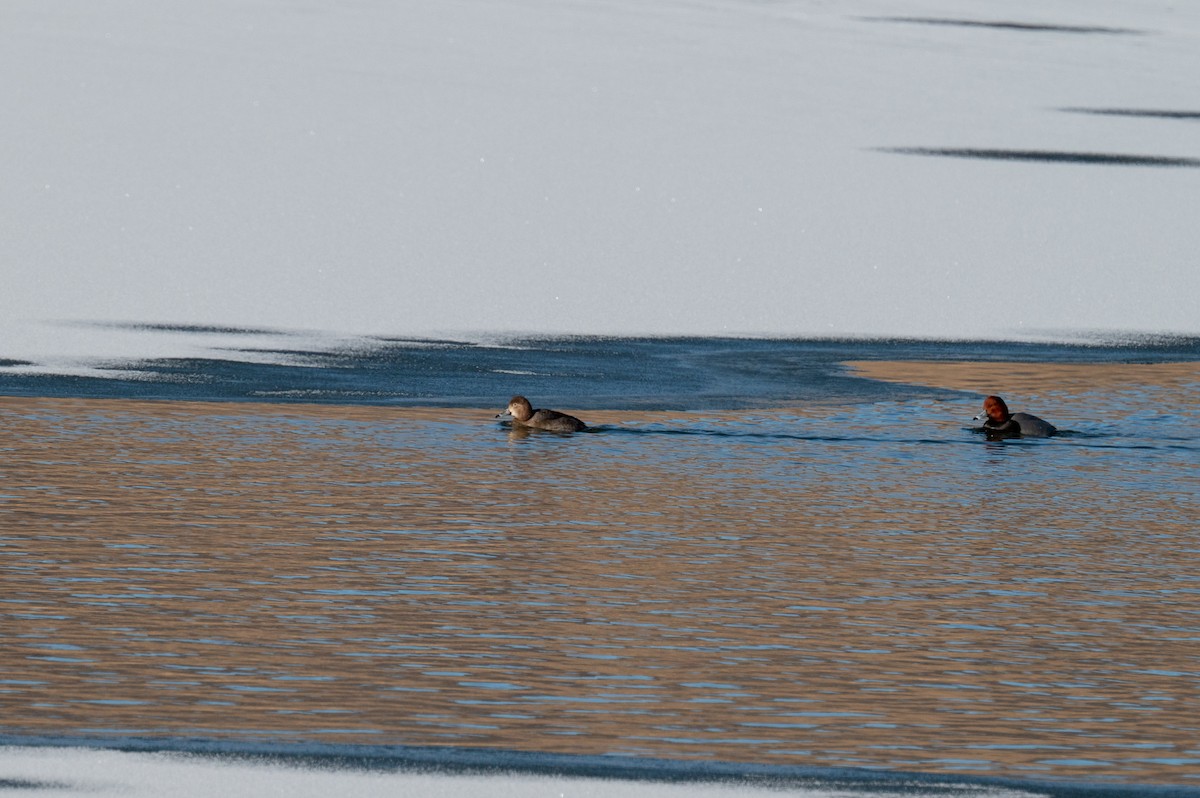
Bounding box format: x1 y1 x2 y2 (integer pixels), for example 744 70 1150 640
1 383 1198 785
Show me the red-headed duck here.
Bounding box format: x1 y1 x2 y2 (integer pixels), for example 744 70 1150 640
496 395 587 433
977 395 1057 439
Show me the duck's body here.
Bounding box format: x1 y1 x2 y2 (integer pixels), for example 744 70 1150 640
1009 412 1057 437
977 396 1057 439
497 395 587 433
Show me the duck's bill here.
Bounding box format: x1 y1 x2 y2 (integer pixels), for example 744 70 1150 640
496 411 514 420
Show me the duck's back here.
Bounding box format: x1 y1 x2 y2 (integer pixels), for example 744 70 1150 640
1011 412 1057 437
529 409 587 432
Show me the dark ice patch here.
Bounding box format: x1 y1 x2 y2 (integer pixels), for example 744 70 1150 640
70 320 294 336
0 778 74 790
1060 107 1200 120
876 147 1200 167
861 16 1144 35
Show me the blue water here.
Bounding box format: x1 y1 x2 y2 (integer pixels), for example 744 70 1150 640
1 326 1197 408
2 330 1199 798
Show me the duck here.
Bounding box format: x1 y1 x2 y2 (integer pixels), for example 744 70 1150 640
976 395 1057 439
496 395 587 433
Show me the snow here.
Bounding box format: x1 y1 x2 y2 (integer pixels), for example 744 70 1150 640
3 0 1198 361
0 745 1045 798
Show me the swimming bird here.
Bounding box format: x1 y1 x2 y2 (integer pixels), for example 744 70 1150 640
976 395 1057 438
496 395 588 433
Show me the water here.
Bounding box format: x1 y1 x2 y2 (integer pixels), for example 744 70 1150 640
2 333 1198 797
2 324 1197 407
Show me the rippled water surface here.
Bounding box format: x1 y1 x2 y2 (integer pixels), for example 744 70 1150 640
2 353 1198 790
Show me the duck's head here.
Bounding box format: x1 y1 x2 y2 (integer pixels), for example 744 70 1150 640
981 395 1010 423
497 395 534 422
